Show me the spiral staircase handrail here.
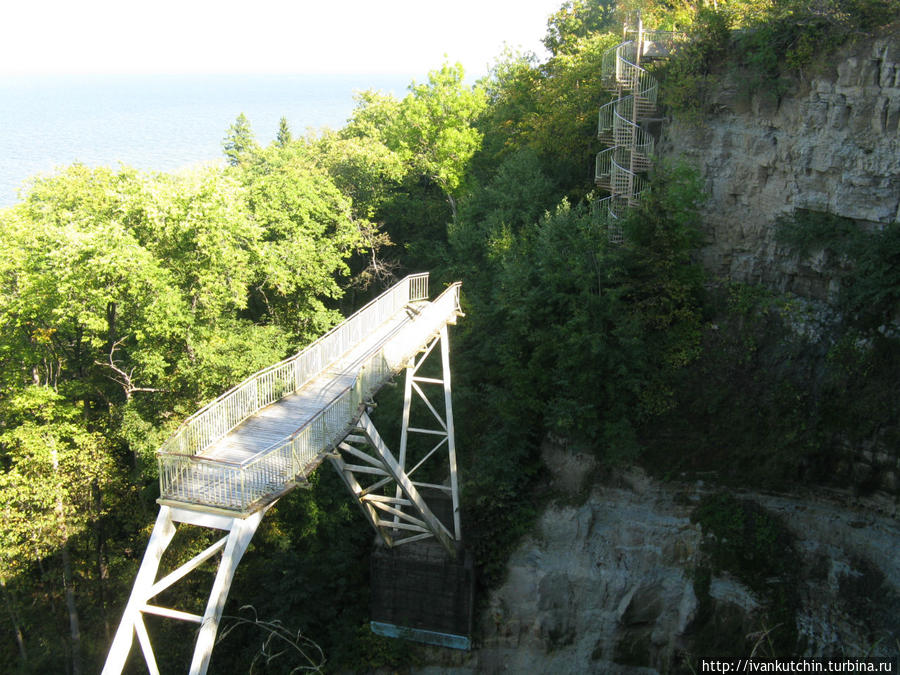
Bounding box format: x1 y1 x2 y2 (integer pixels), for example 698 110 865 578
601 46 618 90
611 109 655 159
595 28 673 243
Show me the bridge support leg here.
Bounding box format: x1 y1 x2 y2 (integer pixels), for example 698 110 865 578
104 507 177 675
439 324 462 540
103 506 269 675
331 326 462 554
397 325 461 539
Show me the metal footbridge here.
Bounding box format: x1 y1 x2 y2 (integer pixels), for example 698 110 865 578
104 273 464 674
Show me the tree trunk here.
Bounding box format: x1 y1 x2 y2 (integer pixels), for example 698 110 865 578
93 480 110 642
61 543 82 675
1 576 27 666
52 446 82 675
446 192 458 224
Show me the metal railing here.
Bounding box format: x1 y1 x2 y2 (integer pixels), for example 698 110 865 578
158 280 462 513
595 31 673 243
628 29 683 59
595 147 615 189
600 98 655 155
601 45 619 92
159 273 429 459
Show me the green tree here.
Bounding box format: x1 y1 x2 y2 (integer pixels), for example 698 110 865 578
312 129 406 220
393 63 487 220
309 130 407 288
528 32 620 193
472 49 543 176
1 164 272 406
475 32 619 199
0 154 372 669
338 66 486 270
450 147 558 300
223 112 259 166
342 90 403 144
233 142 366 339
0 387 116 674
346 64 486 223
1 168 186 400
543 0 617 55
448 165 705 586
276 116 292 147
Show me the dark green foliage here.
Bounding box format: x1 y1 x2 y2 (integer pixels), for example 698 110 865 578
692 493 800 655
222 112 259 166
276 116 292 147
450 148 559 300
8 2 898 669
692 494 798 591
641 283 825 486
657 7 733 118
452 163 706 593
473 31 620 203
753 210 900 494
216 466 426 673
642 269 900 497
461 426 542 589
821 336 900 478
777 211 900 333
659 0 900 115
376 174 453 273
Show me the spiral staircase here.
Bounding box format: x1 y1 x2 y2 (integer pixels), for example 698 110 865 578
595 27 679 243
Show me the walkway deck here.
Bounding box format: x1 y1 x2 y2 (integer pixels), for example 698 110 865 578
156 274 461 515
202 306 418 465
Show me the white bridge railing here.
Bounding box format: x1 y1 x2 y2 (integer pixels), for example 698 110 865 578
160 273 428 459
158 278 463 513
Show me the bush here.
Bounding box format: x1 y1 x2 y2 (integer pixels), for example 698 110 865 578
692 493 800 655
659 0 900 115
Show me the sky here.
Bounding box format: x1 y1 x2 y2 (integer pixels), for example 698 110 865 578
1 0 566 78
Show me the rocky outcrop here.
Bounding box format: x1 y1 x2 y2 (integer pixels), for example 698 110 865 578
415 452 899 674
658 24 900 300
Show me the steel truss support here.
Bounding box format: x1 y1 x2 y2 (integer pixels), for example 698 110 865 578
103 504 270 675
331 325 461 554
105 327 462 672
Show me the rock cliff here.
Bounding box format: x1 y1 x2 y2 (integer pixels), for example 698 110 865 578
411 27 900 675
415 447 899 674
658 24 900 301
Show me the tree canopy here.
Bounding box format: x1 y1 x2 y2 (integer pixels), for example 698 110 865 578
0 131 372 670
3 0 898 670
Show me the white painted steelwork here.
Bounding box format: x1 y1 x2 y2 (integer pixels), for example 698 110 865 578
157 273 437 513
105 274 464 674
595 21 680 243
160 273 429 460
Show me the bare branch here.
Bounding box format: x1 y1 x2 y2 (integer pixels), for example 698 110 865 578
94 337 164 400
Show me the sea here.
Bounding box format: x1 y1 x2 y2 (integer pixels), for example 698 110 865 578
0 73 413 208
